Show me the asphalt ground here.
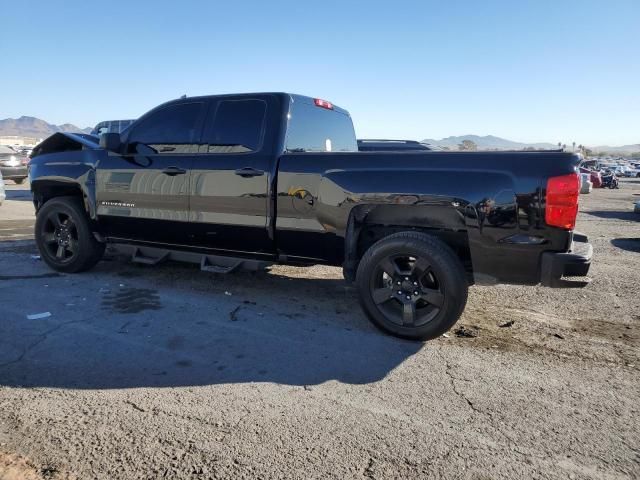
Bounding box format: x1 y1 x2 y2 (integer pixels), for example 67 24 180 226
0 179 639 479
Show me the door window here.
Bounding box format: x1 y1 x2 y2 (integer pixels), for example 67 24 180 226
127 102 203 154
202 100 266 154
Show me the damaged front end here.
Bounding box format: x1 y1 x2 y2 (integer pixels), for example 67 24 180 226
29 133 104 217
31 132 100 158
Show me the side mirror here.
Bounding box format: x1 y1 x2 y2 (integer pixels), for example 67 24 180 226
100 132 122 152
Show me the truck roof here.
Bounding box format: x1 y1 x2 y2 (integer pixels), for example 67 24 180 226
155 93 351 117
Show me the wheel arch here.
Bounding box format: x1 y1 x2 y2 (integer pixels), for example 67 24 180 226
31 179 95 218
343 203 472 283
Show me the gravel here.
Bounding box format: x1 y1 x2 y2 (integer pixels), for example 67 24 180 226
0 180 638 479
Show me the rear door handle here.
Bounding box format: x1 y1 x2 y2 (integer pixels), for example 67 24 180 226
234 167 264 178
162 166 187 176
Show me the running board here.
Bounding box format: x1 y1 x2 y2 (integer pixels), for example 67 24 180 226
200 256 242 274
131 247 169 265
108 243 272 273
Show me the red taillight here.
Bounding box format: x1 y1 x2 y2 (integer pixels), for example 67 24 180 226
313 98 334 110
21 157 30 165
545 173 580 229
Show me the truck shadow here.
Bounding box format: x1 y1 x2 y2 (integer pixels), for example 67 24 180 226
0 258 423 390
611 238 640 253
585 210 639 221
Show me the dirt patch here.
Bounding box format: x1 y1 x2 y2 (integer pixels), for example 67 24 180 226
0 451 72 480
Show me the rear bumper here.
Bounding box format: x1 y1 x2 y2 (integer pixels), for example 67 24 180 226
540 232 592 288
0 166 28 179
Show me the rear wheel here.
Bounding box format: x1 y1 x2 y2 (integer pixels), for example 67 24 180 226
356 232 468 340
13 178 26 185
35 196 105 273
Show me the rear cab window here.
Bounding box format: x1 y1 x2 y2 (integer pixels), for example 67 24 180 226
202 99 267 154
284 95 358 153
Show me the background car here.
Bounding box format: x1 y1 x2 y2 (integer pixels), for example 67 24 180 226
357 139 443 151
627 166 640 177
17 146 33 157
91 119 136 136
0 145 29 184
580 166 602 188
580 172 593 194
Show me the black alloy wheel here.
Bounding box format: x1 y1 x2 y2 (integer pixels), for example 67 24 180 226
356 231 468 340
41 211 79 264
35 196 105 273
370 254 444 327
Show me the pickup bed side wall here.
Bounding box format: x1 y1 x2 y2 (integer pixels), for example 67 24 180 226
276 151 578 285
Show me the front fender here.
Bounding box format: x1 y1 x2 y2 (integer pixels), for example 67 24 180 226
29 149 100 219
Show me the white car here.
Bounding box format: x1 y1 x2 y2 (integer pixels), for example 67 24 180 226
615 165 639 177
580 172 593 194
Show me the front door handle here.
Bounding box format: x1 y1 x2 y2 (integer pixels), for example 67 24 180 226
162 166 187 176
234 167 264 178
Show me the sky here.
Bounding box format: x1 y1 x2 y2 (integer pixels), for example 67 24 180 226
0 0 638 146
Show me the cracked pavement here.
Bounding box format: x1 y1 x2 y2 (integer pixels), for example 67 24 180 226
0 180 639 479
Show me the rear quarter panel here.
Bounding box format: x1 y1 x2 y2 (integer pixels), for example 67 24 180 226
276 151 580 284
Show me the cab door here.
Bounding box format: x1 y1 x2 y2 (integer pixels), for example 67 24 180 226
96 101 205 245
187 96 275 256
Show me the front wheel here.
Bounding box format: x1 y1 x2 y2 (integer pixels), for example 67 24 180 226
35 196 105 273
356 232 468 340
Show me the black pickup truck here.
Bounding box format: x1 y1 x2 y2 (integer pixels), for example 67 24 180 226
28 93 592 340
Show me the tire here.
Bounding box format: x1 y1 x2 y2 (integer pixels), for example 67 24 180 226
35 196 105 273
13 178 26 185
356 231 468 341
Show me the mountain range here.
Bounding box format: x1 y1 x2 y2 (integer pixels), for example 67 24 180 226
589 144 640 154
422 135 558 151
423 135 639 154
0 116 92 139
1 116 637 154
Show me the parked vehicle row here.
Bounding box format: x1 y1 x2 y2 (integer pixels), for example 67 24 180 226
579 164 626 190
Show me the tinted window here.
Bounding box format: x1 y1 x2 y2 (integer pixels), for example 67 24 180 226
127 102 202 154
285 101 357 153
202 100 266 153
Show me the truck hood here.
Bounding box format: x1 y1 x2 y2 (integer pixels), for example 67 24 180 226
31 132 101 158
